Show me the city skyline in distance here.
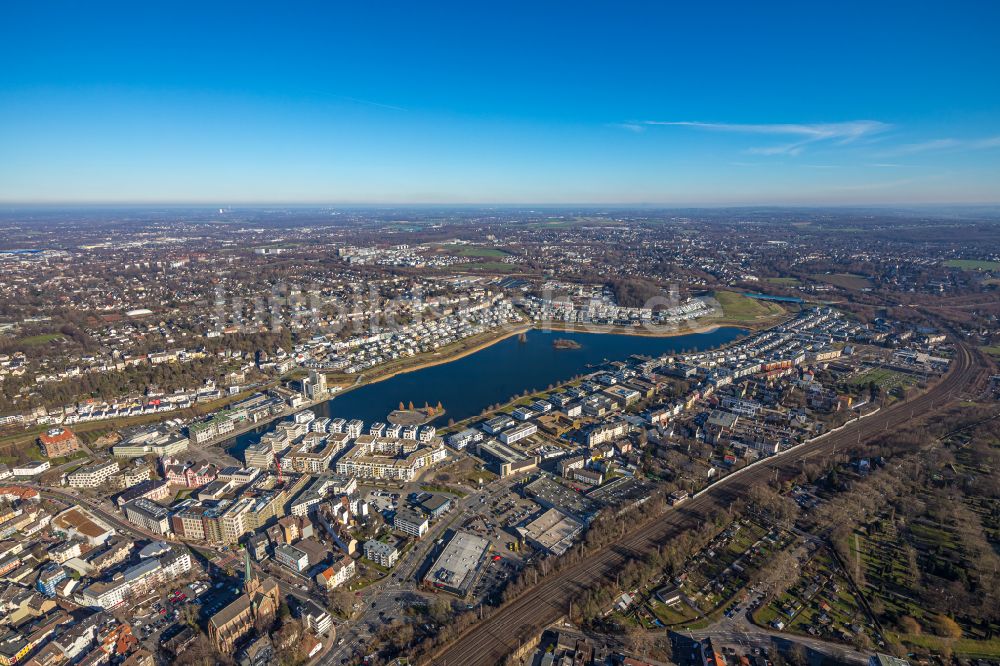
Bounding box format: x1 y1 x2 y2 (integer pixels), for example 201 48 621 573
2 1 999 205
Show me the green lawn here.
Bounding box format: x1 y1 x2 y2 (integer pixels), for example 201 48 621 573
943 259 1000 271
453 246 511 258
15 333 64 346
888 632 1000 658
810 273 873 290
713 291 785 321
762 277 801 285
981 346 1000 358
649 600 699 625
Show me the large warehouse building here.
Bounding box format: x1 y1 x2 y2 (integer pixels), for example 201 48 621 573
423 531 492 597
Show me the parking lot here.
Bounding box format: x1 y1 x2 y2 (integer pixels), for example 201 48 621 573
130 580 215 648
364 488 400 514
488 492 541 530
471 553 515 602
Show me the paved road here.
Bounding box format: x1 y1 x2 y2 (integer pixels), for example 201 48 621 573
695 599 869 665
692 625 868 665
29 484 169 542
430 341 980 666
30 483 333 635
321 476 524 664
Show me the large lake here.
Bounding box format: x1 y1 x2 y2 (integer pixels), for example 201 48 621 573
228 326 746 458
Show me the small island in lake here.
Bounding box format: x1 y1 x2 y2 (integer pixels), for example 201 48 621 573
388 401 444 425
552 338 582 350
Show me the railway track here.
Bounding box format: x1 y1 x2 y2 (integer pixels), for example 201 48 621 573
431 342 981 666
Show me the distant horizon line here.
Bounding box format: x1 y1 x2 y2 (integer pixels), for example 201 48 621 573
2 201 1000 210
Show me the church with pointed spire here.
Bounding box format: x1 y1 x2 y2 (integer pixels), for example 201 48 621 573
207 548 281 653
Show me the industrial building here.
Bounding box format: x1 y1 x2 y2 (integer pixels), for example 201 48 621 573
518 508 583 556
423 531 492 597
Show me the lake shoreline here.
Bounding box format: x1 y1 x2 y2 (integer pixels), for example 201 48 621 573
327 318 747 398
226 323 750 455
534 320 726 338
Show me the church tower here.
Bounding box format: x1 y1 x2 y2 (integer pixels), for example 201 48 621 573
244 546 261 598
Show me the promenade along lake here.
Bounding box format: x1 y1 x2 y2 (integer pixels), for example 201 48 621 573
230 326 746 456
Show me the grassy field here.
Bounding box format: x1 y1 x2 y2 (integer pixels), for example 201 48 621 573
943 259 1000 270
525 216 622 229
14 333 64 346
980 346 1000 358
452 245 511 258
648 598 700 626
713 291 785 322
887 633 1000 659
762 277 801 285
810 273 873 290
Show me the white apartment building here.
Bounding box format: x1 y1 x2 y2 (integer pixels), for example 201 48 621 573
499 422 537 445
394 508 429 538
13 460 50 477
346 419 364 437
67 460 120 488
363 540 399 568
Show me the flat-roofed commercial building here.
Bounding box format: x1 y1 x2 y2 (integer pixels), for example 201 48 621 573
518 508 583 556
600 385 641 408
112 427 189 459
423 531 491 597
499 422 537 445
476 439 539 478
524 476 600 522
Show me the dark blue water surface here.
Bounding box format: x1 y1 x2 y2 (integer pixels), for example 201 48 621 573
228 327 745 458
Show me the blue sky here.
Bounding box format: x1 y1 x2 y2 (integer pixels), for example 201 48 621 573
1 1 999 204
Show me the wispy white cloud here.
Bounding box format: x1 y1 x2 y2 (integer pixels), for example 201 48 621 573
885 135 1000 156
608 122 646 133
888 138 959 155
632 120 890 155
975 136 1000 149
